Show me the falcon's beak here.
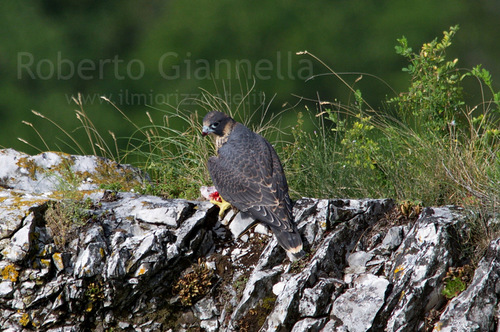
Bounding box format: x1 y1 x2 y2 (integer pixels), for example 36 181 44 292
202 125 212 136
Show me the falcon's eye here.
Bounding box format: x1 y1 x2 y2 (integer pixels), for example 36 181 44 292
210 122 220 129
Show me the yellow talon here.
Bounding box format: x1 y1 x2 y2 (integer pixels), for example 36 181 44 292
210 196 232 218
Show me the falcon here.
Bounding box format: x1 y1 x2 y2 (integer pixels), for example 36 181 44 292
202 111 304 259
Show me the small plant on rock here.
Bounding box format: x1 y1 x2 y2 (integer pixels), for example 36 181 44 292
237 295 277 332
441 265 473 299
173 260 214 306
45 198 93 249
233 274 249 299
398 200 423 219
85 281 105 312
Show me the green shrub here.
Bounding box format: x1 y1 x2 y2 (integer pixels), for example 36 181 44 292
388 25 464 133
290 26 499 215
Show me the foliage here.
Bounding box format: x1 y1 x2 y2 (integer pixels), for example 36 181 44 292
17 26 499 211
173 260 214 306
99 182 123 192
283 27 500 263
389 25 464 133
233 274 249 298
289 27 499 215
282 104 387 199
237 295 277 332
398 200 422 219
129 108 212 199
18 95 121 159
283 27 500 270
45 198 93 249
15 26 500 260
441 265 473 299
85 281 105 313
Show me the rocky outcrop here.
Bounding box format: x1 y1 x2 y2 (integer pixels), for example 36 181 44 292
0 149 498 331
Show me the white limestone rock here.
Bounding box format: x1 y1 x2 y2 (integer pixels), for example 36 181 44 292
331 274 389 332
291 317 328 332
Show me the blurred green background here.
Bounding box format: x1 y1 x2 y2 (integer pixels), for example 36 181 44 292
1 0 499 155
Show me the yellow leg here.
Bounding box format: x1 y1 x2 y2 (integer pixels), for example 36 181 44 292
210 196 232 218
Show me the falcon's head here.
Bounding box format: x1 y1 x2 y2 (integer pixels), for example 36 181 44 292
202 111 235 137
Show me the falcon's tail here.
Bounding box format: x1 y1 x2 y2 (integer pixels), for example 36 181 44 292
271 226 305 260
